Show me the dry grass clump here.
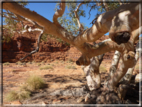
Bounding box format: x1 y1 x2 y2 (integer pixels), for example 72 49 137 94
5 91 18 102
40 65 53 70
25 75 46 91
135 64 139 70
16 61 23 65
3 62 10 66
67 59 74 63
37 63 41 66
5 75 46 102
99 65 107 73
5 90 31 102
65 65 77 69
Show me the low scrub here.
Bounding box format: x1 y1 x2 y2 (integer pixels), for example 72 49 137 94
99 66 107 73
5 90 31 102
16 61 23 65
5 75 46 102
37 63 41 66
67 59 74 63
3 62 9 66
25 75 46 91
135 64 139 70
65 65 77 69
40 65 53 70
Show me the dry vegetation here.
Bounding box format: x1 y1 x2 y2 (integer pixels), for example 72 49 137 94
99 65 107 73
25 75 46 91
3 62 10 66
40 65 54 70
3 59 140 104
65 65 77 69
5 75 46 102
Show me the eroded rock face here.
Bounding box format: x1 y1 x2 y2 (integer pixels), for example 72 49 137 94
2 26 70 62
2 35 70 62
2 22 115 63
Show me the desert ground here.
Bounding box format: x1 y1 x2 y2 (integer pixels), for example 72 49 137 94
2 59 140 105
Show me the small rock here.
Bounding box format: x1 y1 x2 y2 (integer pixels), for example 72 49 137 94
42 101 48 105
10 100 22 105
125 99 132 104
52 99 61 104
85 93 90 102
77 97 84 103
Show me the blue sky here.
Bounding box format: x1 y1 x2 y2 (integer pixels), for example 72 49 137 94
25 2 109 35
2 2 141 36
25 3 98 28
25 3 142 37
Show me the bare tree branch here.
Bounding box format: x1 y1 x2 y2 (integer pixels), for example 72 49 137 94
94 0 103 6
53 0 65 27
102 0 109 11
82 54 104 91
109 51 121 78
15 14 43 29
2 14 19 21
117 40 142 100
3 2 140 64
105 51 136 90
131 26 142 44
20 28 44 61
122 40 142 83
74 2 84 32
74 3 139 45
118 0 123 5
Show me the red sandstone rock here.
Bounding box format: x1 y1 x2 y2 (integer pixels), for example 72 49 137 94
2 22 114 63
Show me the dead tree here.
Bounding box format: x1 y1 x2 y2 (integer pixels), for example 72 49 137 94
2 0 142 104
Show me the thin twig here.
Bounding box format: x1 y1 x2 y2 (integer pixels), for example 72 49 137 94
102 0 109 11
53 0 65 26
118 0 123 5
74 2 84 32
2 14 19 21
19 28 44 61
15 14 43 29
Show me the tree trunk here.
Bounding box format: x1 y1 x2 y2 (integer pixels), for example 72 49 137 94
121 40 142 84
82 54 104 91
109 51 121 78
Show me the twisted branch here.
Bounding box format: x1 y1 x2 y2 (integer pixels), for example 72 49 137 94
53 0 65 26
20 28 44 61
102 0 109 11
3 2 140 63
118 0 123 5
74 2 84 32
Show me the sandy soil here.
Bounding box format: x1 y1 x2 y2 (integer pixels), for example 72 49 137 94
2 59 140 105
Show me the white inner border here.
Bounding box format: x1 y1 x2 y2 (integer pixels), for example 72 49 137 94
1 0 142 107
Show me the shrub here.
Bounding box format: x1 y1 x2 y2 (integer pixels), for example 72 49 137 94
5 91 19 102
41 33 48 42
16 61 23 65
135 64 139 70
37 63 41 66
67 59 74 63
25 75 46 91
3 62 9 66
99 65 107 73
18 90 31 100
5 90 31 102
65 65 76 69
40 65 53 70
